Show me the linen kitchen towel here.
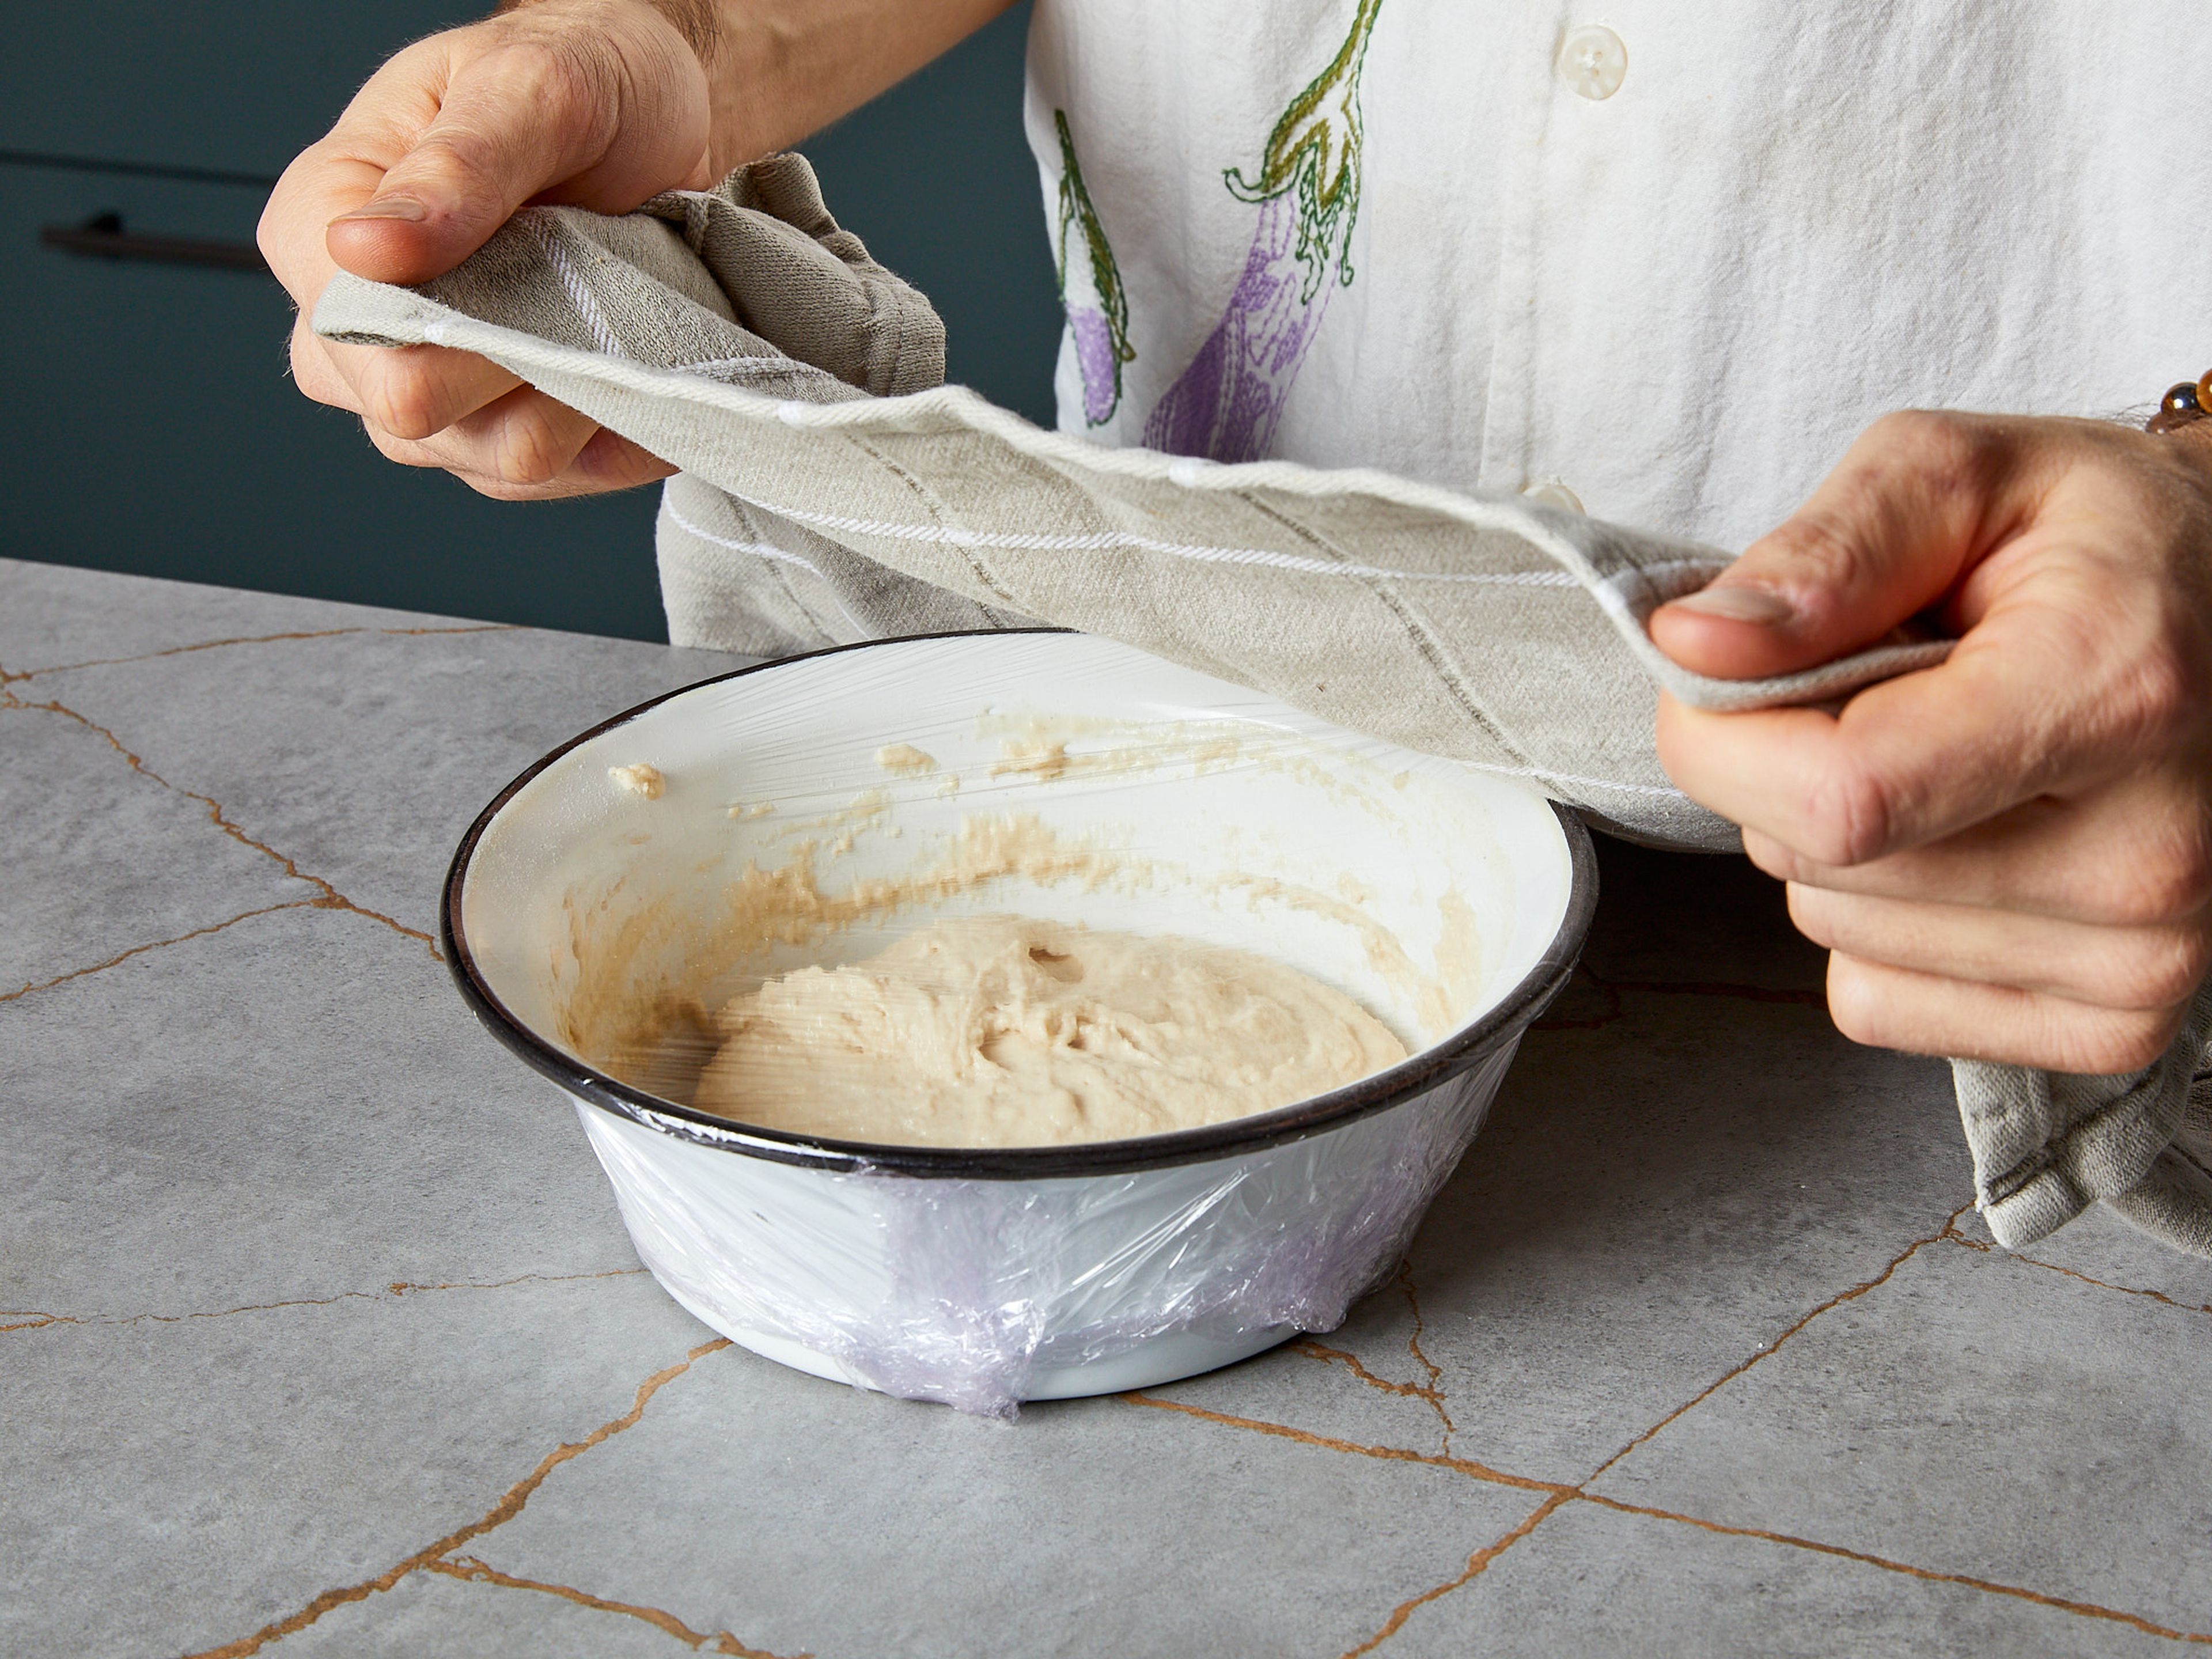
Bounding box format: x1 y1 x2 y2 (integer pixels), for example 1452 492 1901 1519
315 155 2212 1258
316 159 1950 854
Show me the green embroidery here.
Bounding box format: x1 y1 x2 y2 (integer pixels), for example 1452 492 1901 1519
1223 0 1384 302
1054 109 1135 424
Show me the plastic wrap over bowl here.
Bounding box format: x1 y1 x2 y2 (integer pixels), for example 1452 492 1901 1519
444 631 1595 1415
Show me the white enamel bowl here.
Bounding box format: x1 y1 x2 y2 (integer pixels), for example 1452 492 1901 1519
444 631 1594 1412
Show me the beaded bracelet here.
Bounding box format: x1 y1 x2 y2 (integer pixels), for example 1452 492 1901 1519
2147 370 2212 433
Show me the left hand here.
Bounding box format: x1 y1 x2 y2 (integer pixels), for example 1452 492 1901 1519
1648 409 2212 1074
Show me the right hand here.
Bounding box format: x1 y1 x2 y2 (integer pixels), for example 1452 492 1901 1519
257 0 717 499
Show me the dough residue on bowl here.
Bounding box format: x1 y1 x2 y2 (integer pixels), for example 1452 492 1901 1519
876 743 937 775
609 762 665 799
692 914 1408 1148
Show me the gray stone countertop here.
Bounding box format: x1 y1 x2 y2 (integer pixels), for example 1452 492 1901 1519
6 554 2210 1659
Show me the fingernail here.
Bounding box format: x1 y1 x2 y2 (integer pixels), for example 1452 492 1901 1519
1668 584 1796 625
332 196 428 225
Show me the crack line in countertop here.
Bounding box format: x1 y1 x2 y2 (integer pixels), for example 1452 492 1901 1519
0 690 439 959
1123 1391 1565 1495
427 1555 806 1657
1949 1221 2212 1319
1397 1259 1453 1452
0 622 520 684
181 1339 736 1659
1576 1493 2212 1646
1 900 319 1006
1133 1386 2212 1653
1132 1198 2209 1652
1580 1203 1976 1486
1290 1257 1456 1453
1345 1490 1575 1657
1532 962 1827 1033
1 1266 647 1335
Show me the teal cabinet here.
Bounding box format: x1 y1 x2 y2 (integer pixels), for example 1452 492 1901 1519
2 4 1058 639
2 2 495 176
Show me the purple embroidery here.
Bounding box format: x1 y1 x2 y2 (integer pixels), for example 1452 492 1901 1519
1143 196 1334 463
1144 0 1384 463
1067 304 1122 426
1053 109 1134 426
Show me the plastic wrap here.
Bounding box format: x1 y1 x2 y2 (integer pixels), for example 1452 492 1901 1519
574 1044 1513 1416
446 632 1590 1416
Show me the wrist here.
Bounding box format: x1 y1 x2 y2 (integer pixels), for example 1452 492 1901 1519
2156 424 2212 505
621 0 775 170
483 0 853 174
494 0 710 52
491 0 1010 182
692 0 1019 176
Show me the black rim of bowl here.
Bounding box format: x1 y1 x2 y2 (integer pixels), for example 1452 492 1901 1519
442 629 1599 1180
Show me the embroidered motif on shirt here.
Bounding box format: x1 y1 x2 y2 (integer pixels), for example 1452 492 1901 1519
1143 0 1382 463
1054 109 1135 426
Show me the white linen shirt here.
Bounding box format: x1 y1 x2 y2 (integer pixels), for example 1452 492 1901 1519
1022 2 2212 552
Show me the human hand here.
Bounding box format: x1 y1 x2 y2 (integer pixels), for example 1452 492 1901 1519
257 0 717 498
1649 410 2212 1074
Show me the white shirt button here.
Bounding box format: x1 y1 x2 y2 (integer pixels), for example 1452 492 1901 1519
1558 25 1627 100
1521 478 1585 514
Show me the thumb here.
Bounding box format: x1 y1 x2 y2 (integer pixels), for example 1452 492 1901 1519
1649 411 2029 680
325 24 710 286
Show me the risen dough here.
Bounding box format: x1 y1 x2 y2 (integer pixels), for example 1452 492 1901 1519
693 915 1407 1147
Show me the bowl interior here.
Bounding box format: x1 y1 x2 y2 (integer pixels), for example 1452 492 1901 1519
455 632 1576 1132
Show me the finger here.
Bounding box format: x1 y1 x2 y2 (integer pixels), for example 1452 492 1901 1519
291 308 524 434
325 28 710 286
1825 952 2188 1074
1787 885 2212 1011
1653 567 2194 865
347 342 523 440
448 419 676 501
1739 771 2212 926
570 426 680 493
362 390 674 501
450 427 677 500
411 382 602 488
287 319 357 412
1648 410 2058 680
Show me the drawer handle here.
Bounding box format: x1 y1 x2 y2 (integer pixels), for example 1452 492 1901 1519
40 211 268 273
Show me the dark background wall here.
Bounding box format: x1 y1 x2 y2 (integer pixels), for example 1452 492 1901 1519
0 2 1059 641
